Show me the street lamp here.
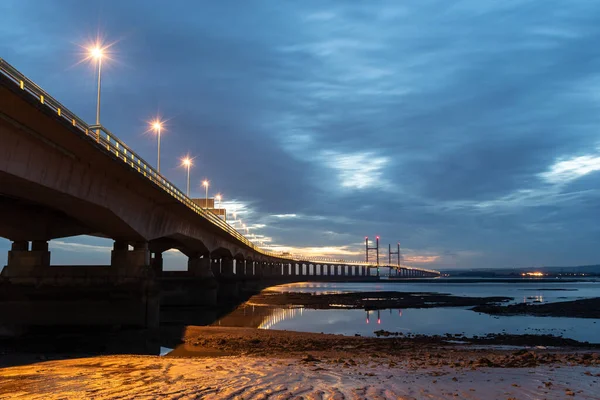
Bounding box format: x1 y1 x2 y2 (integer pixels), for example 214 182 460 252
181 157 192 196
151 120 164 173
202 180 209 209
89 45 104 141
215 193 222 209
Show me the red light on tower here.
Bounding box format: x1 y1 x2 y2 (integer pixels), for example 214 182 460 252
376 236 380 240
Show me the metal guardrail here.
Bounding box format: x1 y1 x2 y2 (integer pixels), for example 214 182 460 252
0 58 440 274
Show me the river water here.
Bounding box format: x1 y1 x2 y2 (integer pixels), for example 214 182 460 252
212 279 600 343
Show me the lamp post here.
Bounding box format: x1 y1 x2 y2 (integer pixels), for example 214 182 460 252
90 46 103 141
202 180 209 209
181 157 192 196
376 236 380 277
215 193 222 209
151 120 163 173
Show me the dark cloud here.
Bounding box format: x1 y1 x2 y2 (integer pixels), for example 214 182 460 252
1 0 599 268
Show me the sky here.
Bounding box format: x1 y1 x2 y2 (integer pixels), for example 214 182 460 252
1 0 600 269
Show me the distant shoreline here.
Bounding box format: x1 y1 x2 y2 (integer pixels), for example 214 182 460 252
384 277 598 284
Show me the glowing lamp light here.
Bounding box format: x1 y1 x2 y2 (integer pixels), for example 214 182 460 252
90 47 103 59
215 194 222 201
152 121 163 132
202 180 209 187
182 157 192 167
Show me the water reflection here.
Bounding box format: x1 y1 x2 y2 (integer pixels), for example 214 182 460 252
211 302 600 343
212 304 305 329
207 281 600 343
258 308 304 330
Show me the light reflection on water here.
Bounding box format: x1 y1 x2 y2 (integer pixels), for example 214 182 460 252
269 307 600 343
211 281 600 343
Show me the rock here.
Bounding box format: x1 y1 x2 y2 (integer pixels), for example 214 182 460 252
301 354 320 363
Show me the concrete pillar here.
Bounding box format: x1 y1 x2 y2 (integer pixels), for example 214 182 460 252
211 259 221 277
236 259 246 277
151 252 163 273
188 256 214 277
158 255 218 307
2 240 52 278
263 262 271 277
110 241 150 276
269 263 276 277
221 258 234 277
254 261 263 277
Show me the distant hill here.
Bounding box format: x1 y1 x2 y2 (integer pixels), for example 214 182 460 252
442 265 600 277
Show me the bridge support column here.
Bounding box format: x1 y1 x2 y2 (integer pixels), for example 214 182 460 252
276 262 283 277
2 240 51 279
284 262 290 277
254 261 264 277
236 259 246 277
151 252 163 274
1 239 159 330
211 259 221 277
217 258 240 303
264 261 270 277
221 258 234 277
110 241 150 275
160 255 217 307
188 256 214 278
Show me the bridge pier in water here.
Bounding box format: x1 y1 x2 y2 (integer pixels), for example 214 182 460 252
0 239 160 332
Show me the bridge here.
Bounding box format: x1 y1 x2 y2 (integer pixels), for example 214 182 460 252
0 58 439 330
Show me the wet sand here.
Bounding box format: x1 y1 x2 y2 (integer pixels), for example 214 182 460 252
1 327 599 399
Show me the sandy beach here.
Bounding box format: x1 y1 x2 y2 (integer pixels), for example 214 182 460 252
1 327 599 399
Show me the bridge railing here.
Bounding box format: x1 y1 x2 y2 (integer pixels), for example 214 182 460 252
0 58 441 275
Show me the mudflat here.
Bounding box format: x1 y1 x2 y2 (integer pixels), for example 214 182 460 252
1 327 599 399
